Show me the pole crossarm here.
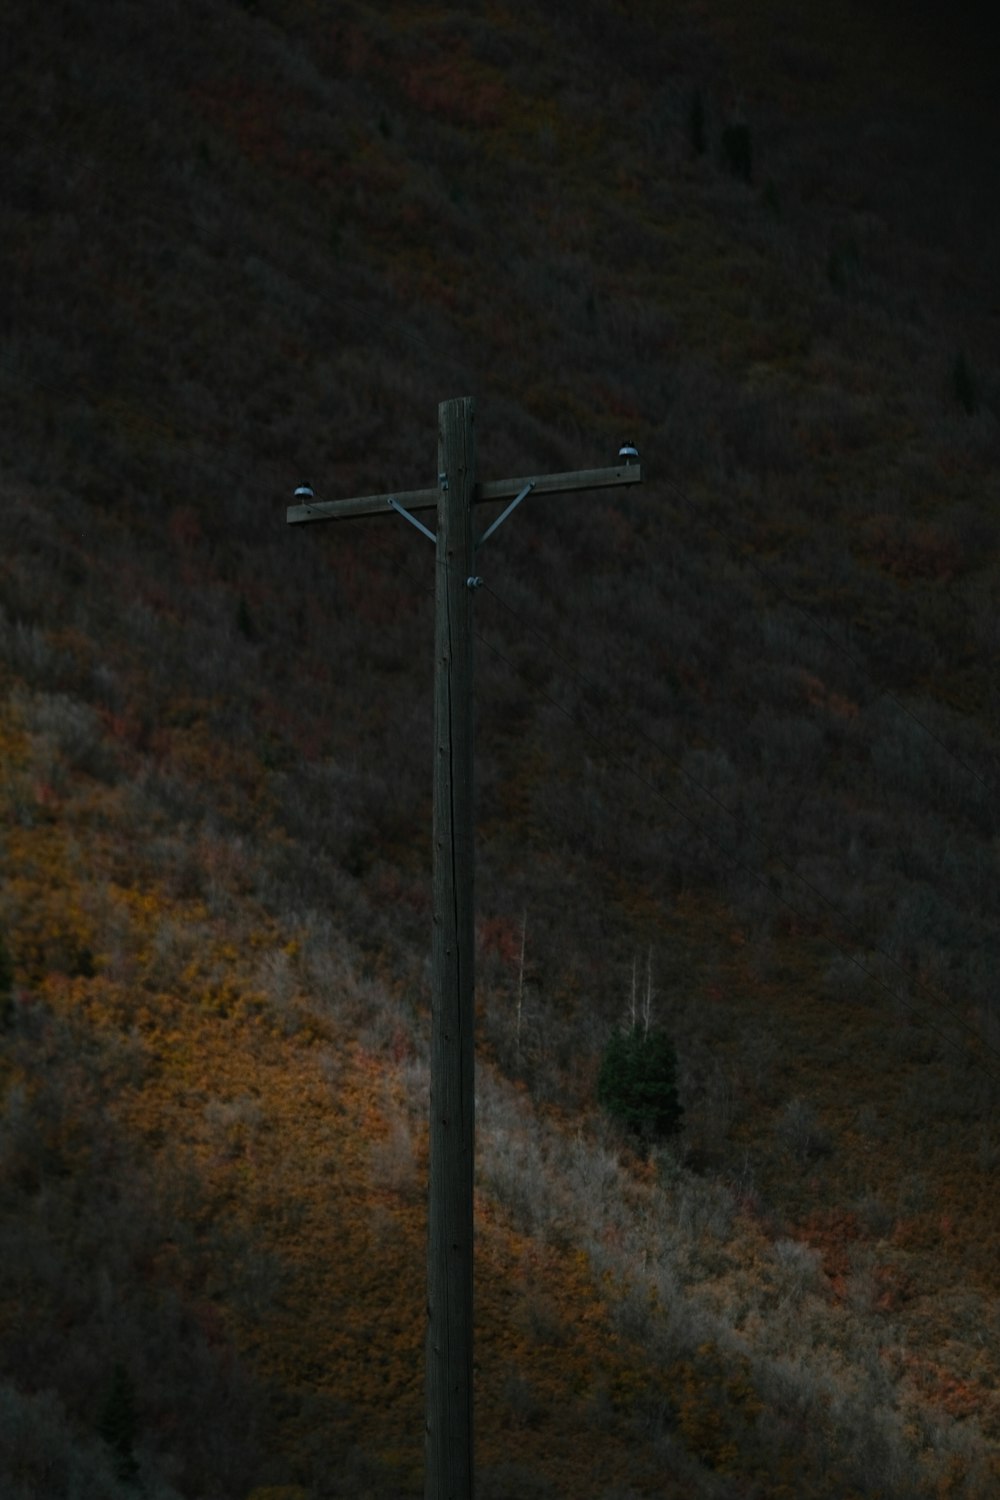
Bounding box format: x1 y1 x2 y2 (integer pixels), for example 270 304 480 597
286 462 642 526
478 461 642 504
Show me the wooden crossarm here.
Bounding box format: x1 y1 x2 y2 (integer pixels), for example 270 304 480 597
286 462 642 525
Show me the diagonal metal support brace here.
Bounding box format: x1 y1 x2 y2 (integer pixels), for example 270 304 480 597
476 481 535 549
389 495 437 543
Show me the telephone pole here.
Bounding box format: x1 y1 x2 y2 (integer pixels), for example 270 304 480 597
287 397 641 1500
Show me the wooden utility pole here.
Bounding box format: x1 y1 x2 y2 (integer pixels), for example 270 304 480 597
287 398 641 1500
427 396 476 1499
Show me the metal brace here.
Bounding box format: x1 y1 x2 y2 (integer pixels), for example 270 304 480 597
388 495 437 544
476 481 535 548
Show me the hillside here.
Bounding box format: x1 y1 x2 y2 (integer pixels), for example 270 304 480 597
2 1 999 1496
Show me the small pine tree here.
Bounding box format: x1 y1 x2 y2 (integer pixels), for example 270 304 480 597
98 1363 139 1484
598 1025 683 1143
827 236 860 293
721 121 752 182
762 178 781 218
689 89 706 156
237 594 257 641
0 927 13 1029
953 350 978 414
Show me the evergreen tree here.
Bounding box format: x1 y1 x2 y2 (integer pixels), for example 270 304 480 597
597 1025 683 1143
721 121 753 182
237 593 258 641
98 1363 139 1484
0 926 13 1029
953 350 978 414
689 89 706 156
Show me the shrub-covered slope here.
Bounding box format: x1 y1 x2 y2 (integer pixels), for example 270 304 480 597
2 2 999 1495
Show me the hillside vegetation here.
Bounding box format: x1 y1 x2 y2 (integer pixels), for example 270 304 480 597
1 1 999 1496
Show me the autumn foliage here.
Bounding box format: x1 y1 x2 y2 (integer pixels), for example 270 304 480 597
1 0 999 1496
